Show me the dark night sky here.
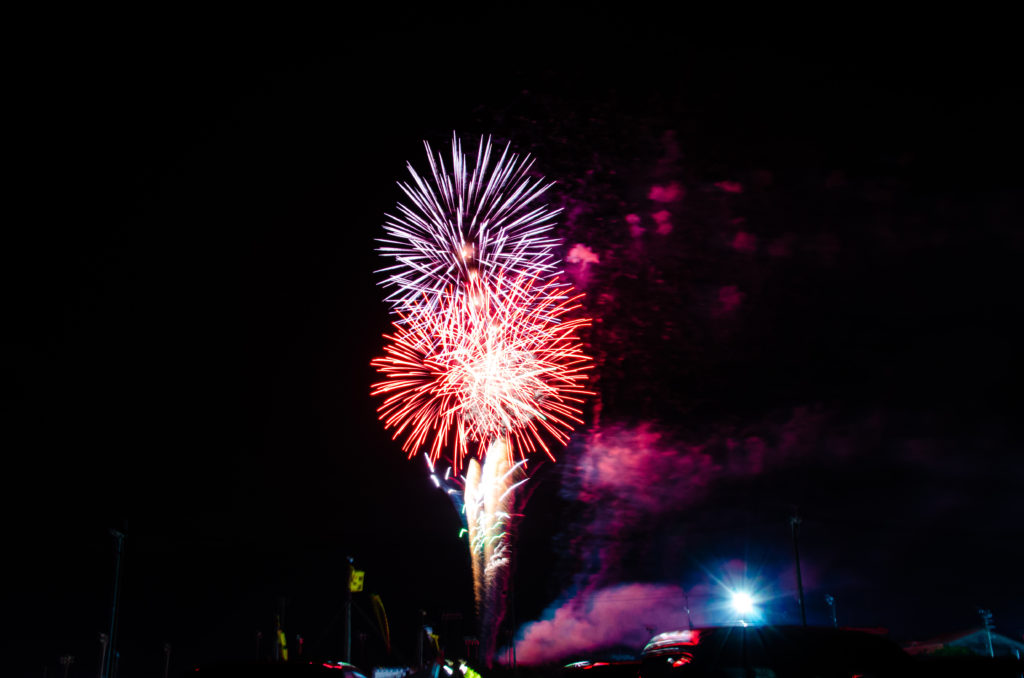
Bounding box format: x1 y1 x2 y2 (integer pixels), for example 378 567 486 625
5 10 1023 677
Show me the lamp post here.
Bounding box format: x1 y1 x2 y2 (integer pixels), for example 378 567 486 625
97 634 108 678
102 530 125 678
979 609 994 658
789 514 806 627
416 610 426 669
344 557 354 663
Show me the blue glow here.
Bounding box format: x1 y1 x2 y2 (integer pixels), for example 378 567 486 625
731 591 754 615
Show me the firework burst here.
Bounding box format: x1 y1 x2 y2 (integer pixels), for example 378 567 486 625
371 272 592 470
371 134 592 666
377 134 565 332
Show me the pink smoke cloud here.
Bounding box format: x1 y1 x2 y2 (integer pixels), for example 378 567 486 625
648 182 685 203
776 406 828 462
519 411 843 661
626 213 644 238
513 583 691 665
566 243 601 290
712 285 744 317
559 413 830 586
567 411 832 540
578 426 720 514
714 180 744 194
734 436 766 475
512 563 787 665
652 210 673 235
731 231 757 254
567 243 601 267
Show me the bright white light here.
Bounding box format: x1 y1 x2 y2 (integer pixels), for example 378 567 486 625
731 591 755 616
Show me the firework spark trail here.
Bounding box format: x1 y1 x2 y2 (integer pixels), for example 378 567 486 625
464 440 528 663
465 459 485 614
425 456 467 526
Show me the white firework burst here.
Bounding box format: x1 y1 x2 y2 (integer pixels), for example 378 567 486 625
377 133 565 328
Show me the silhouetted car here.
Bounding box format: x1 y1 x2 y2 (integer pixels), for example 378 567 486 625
639 626 913 677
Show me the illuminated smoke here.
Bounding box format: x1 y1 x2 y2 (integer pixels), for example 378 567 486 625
511 411 835 663
514 583 691 666
648 182 685 203
566 244 600 267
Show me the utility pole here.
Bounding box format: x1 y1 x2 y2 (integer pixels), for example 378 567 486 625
97 634 108 678
416 610 426 669
102 529 126 678
979 608 995 657
163 643 172 678
344 556 354 663
789 513 807 627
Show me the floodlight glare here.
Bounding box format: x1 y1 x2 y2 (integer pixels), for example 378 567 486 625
731 591 755 616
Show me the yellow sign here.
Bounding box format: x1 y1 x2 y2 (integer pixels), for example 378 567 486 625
278 628 288 661
349 569 365 592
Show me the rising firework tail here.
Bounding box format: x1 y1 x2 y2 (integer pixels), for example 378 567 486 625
464 444 529 662
465 459 484 623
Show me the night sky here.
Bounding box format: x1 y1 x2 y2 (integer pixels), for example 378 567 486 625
6 11 1023 678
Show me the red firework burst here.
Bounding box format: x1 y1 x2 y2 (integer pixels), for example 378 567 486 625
371 273 592 470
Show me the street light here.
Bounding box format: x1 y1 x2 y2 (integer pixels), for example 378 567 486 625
731 591 755 617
